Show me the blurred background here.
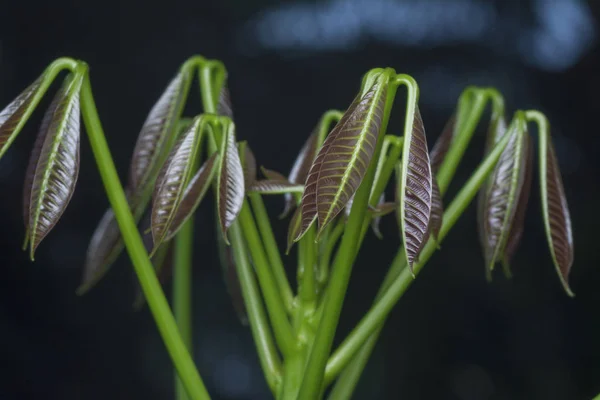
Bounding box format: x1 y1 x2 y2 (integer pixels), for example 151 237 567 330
0 0 599 398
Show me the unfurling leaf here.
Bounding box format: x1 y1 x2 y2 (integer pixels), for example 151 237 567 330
217 83 234 118
261 166 288 182
0 77 44 159
398 107 433 271
238 142 257 187
429 176 444 242
429 114 456 174
151 116 207 253
540 136 574 296
128 70 192 191
248 180 304 194
296 74 388 240
479 121 529 273
217 122 245 242
26 73 83 259
286 206 302 254
282 129 319 218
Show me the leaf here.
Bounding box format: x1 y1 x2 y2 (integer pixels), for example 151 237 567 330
429 176 444 242
261 166 288 182
217 83 234 118
151 116 206 253
369 194 393 239
398 107 433 271
479 123 529 272
26 73 83 259
296 75 388 240
429 114 456 174
0 77 43 158
282 129 319 218
238 142 257 187
286 206 302 254
217 122 245 242
540 136 574 296
248 180 304 194
128 70 192 191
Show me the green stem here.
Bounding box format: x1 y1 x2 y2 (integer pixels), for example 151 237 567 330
300 225 317 307
79 67 210 400
238 202 296 356
229 222 283 393
249 193 295 313
296 69 398 400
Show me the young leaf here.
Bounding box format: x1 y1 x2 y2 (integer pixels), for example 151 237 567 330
217 84 234 118
0 77 43 158
150 116 206 253
296 75 388 240
26 73 83 259
540 136 574 296
282 129 319 218
286 206 302 254
398 107 433 271
238 142 257 187
128 70 192 191
429 176 444 242
216 122 245 242
429 114 456 174
261 166 288 182
248 180 304 194
369 194 394 239
479 123 529 272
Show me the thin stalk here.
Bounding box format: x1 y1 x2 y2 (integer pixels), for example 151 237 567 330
229 222 283 393
318 219 345 287
296 69 399 400
238 202 296 356
326 113 523 397
300 225 317 307
79 68 210 400
249 193 295 313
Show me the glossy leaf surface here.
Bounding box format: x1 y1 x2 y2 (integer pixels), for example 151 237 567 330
0 77 43 158
540 136 574 296
216 122 245 242
297 75 388 240
398 107 433 271
27 73 83 259
151 116 205 252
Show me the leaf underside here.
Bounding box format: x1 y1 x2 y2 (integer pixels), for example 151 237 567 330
238 142 257 188
129 70 191 191
479 125 528 271
543 138 574 295
283 128 319 218
248 180 304 194
151 117 205 252
217 123 245 242
429 176 444 242
297 78 387 240
429 113 456 174
0 77 43 158
217 84 234 119
399 107 433 271
27 74 82 259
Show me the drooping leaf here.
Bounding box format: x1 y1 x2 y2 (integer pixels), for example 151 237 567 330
429 114 456 174
398 107 433 271
261 166 288 182
296 74 388 240
27 73 83 259
429 176 444 242
217 83 234 118
369 194 394 239
248 180 304 194
151 116 206 253
286 206 302 254
0 77 44 158
540 136 574 296
479 123 529 272
128 70 192 191
216 122 245 242
282 129 319 218
238 142 257 187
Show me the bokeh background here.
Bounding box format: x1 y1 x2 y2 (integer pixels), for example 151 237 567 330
1 0 599 399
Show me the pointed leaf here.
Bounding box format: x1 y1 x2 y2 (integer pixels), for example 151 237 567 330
238 142 257 187
282 130 319 218
429 114 456 174
27 73 83 259
398 107 433 271
479 123 529 271
0 77 44 158
217 84 234 118
261 166 288 182
540 136 574 296
429 176 444 242
217 122 245 242
296 75 388 240
286 206 302 254
248 180 304 194
151 116 205 252
128 70 192 191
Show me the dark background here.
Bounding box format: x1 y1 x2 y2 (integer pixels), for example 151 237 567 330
0 0 599 399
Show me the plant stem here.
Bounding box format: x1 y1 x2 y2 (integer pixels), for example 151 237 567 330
249 193 295 313
296 70 397 400
228 222 283 393
79 68 210 400
238 202 296 356
300 225 317 307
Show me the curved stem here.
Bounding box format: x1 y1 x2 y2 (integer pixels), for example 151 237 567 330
79 69 210 400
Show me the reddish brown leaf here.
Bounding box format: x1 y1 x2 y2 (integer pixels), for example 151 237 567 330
429 114 456 174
